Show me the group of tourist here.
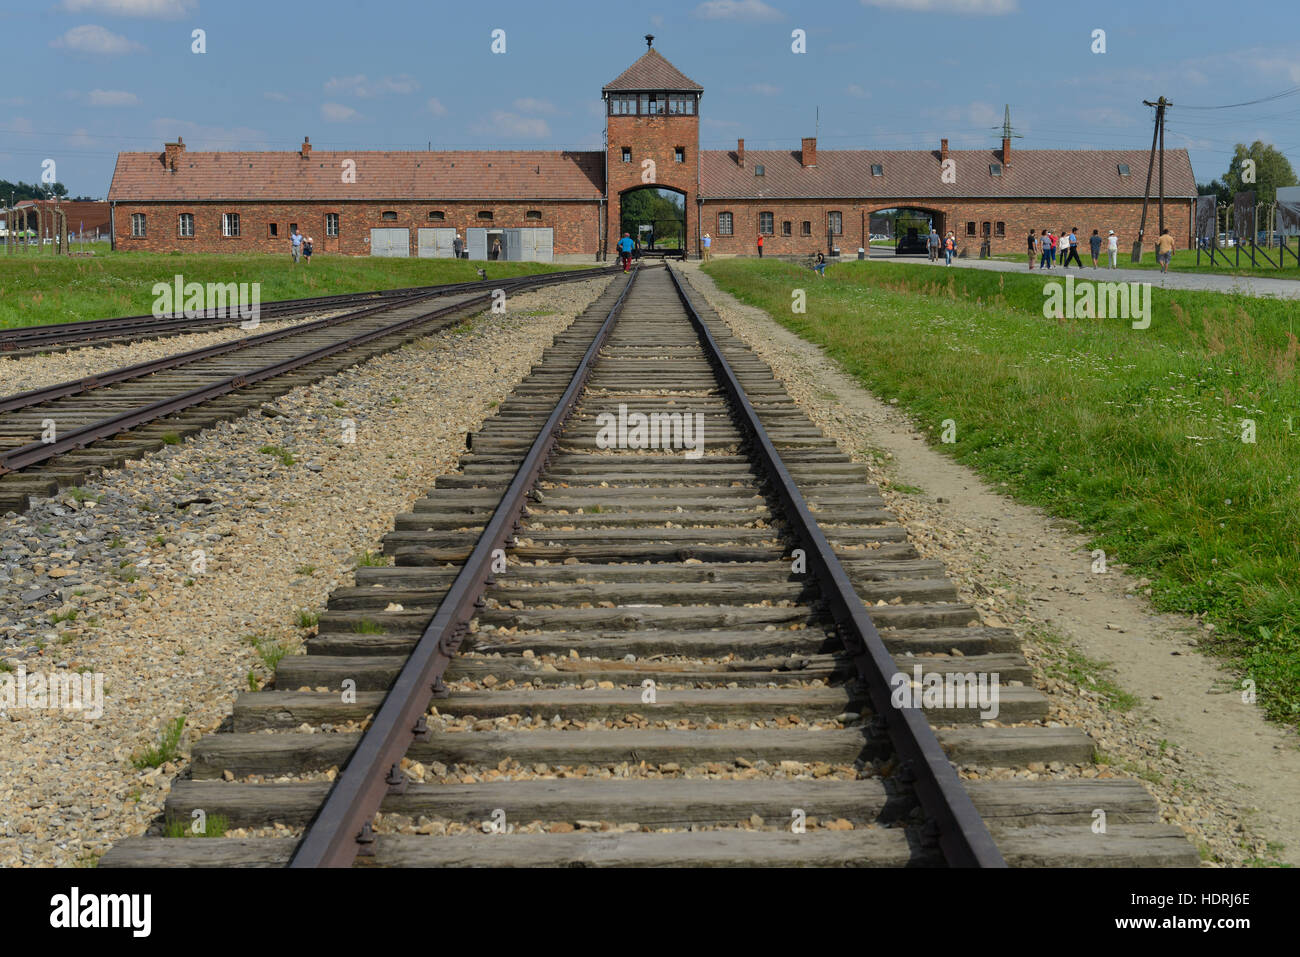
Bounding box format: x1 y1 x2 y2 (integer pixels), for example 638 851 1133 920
926 229 959 265
1024 227 1175 273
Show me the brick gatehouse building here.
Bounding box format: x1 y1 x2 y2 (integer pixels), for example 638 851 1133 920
108 40 1196 261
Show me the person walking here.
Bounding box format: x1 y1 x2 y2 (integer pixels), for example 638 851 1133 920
1039 230 1052 270
701 232 712 262
1155 228 1175 273
617 232 634 273
302 235 313 266
490 237 502 261
1027 230 1037 269
1107 229 1119 268
1089 229 1102 267
757 234 764 258
943 231 955 265
453 233 463 259
290 228 303 264
929 227 941 262
1062 227 1083 268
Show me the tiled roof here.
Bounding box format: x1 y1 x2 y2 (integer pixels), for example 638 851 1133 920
108 150 606 202
700 148 1197 200
603 49 702 92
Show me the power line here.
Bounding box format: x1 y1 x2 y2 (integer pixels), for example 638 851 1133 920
1174 86 1300 110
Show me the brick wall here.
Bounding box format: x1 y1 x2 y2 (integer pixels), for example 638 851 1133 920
701 197 1194 259
606 112 698 256
112 200 602 256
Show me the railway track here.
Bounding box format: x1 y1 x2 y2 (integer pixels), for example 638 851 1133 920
101 263 1197 868
0 267 609 515
0 272 579 358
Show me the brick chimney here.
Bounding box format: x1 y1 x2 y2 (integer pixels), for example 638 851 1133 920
163 136 185 172
801 136 817 168
737 138 745 168
940 138 948 163
1001 135 1011 166
301 136 312 159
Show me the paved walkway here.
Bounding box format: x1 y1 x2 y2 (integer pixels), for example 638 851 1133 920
872 250 1300 299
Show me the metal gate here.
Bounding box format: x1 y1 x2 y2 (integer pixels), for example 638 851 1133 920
523 227 553 262
417 227 456 258
466 228 488 260
369 228 410 257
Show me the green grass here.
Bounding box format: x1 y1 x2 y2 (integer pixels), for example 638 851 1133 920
130 715 186 769
351 619 386 634
704 257 1300 726
258 444 295 466
0 250 578 329
295 608 319 628
295 564 317 576
163 813 230 838
356 550 390 567
160 432 181 445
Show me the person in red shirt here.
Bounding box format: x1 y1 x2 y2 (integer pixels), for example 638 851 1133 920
757 234 764 257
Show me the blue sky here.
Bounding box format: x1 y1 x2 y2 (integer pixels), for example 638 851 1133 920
2 0 1298 198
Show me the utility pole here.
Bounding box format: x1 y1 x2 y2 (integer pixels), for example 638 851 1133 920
1134 95 1169 261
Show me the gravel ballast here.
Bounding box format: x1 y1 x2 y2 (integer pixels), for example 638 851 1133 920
0 277 609 867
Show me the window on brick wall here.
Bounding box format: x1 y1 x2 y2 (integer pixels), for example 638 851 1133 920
995 221 1005 237
965 221 975 236
782 220 791 236
801 221 811 236
477 210 493 220
178 213 194 238
718 211 733 235
428 210 445 221
526 210 542 220
759 212 774 234
130 213 146 237
326 213 339 237
674 147 685 163
268 222 278 238
829 211 843 235
382 211 398 221
621 147 631 163
222 213 240 237
981 221 991 237
290 223 298 234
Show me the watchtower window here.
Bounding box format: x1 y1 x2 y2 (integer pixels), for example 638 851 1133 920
621 147 632 163
674 147 685 163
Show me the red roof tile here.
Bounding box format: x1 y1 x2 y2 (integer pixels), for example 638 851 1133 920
108 150 605 202
700 148 1196 200
603 49 702 92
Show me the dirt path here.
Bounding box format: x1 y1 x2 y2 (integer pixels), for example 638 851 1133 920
683 262 1300 867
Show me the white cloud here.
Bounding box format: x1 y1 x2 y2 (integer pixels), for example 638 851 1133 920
860 0 1017 13
9 117 36 135
62 0 196 16
324 74 419 97
476 110 550 139
846 83 870 98
749 83 781 96
513 97 557 114
51 24 143 54
150 117 267 150
321 102 361 122
426 97 448 116
0 97 29 107
88 88 139 106
263 91 290 103
694 0 783 20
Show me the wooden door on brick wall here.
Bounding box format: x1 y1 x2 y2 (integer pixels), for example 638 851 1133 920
417 227 456 258
369 227 410 257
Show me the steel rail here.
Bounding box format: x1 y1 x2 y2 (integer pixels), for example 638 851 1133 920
0 268 611 476
0 269 606 351
664 264 1007 868
289 265 640 868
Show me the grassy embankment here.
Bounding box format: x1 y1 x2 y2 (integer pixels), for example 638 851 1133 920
0 250 578 328
703 257 1300 726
